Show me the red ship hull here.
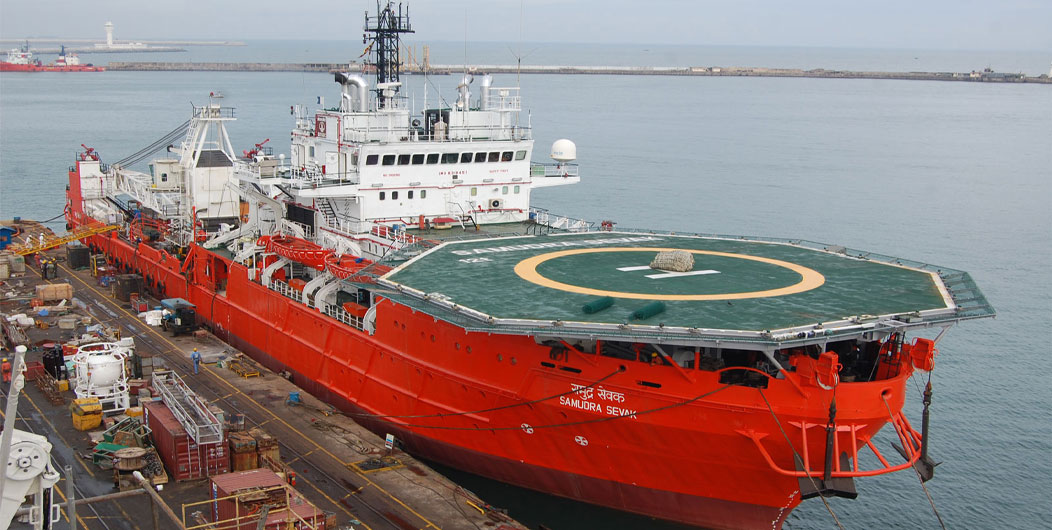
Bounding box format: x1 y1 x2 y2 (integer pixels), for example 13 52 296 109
0 63 104 72
66 163 920 530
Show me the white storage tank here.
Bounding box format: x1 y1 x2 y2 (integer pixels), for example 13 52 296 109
73 341 132 411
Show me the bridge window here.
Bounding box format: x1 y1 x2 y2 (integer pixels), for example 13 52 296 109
398 154 411 165
514 185 520 193
470 187 478 196
426 153 439 164
412 154 425 165
382 155 396 166
420 190 427 198
379 191 386 200
392 191 399 200
366 154 378 165
161 173 168 182
460 152 473 163
501 151 513 162
475 152 487 163
515 150 527 160
441 153 458 164
408 190 414 199
502 186 508 194
488 152 500 162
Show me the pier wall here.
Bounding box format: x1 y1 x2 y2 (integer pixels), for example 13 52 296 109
104 62 1052 83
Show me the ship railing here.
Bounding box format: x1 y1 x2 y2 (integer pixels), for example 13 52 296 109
321 303 364 332
445 123 531 141
530 163 580 178
740 394 927 480
117 171 186 219
482 88 522 111
320 217 365 237
192 105 235 120
528 207 594 232
235 161 358 188
370 224 422 247
269 279 302 302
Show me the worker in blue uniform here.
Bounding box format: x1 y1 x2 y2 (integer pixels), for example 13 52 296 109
191 348 201 375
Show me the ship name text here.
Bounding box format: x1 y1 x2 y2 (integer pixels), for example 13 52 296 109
558 383 637 419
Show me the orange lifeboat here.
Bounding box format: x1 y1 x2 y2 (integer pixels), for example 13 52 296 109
325 253 372 280
258 234 332 271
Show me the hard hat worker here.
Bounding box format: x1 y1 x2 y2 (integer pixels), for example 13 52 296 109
1 357 11 383
190 348 202 375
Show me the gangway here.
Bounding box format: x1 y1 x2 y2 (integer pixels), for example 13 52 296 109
151 370 224 445
9 222 118 256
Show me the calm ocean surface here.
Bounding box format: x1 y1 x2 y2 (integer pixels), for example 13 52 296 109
1 42 1049 529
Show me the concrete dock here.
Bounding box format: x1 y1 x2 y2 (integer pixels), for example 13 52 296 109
103 61 1052 83
1 221 525 530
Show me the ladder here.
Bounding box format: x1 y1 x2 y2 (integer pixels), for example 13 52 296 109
10 222 118 256
152 371 224 445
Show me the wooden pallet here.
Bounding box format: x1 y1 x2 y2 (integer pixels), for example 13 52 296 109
35 371 66 406
227 359 261 378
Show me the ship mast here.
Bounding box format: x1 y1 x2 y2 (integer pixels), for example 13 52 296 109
364 1 414 109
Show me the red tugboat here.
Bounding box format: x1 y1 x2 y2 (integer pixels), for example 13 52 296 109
1 44 104 72
63 2 994 528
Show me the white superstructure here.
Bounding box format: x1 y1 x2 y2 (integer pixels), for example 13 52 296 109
232 71 580 259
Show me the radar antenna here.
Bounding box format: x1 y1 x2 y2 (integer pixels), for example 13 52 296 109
364 1 414 108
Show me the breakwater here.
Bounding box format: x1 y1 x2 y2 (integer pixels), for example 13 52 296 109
106 61 1051 83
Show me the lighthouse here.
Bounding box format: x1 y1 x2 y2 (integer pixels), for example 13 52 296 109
105 22 114 46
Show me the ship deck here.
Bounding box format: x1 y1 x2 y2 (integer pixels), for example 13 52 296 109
378 230 992 345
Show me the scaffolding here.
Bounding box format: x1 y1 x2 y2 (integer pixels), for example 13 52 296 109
152 370 224 445
9 222 118 256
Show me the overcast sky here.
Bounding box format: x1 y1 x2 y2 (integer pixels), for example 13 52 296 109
1 0 1049 51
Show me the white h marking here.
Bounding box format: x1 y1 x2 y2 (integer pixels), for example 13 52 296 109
617 265 721 280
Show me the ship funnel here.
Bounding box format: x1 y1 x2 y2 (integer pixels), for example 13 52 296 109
479 74 493 110
457 74 473 109
335 72 369 112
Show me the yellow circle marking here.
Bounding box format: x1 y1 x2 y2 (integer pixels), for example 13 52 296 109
513 247 825 301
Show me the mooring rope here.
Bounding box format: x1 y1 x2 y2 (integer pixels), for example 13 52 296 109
342 366 625 421
758 388 846 530
884 368 947 530
372 381 734 433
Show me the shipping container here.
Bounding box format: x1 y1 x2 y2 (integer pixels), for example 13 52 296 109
249 428 280 466
66 242 91 270
111 274 144 302
229 432 259 472
231 451 259 472
211 469 325 530
144 401 229 481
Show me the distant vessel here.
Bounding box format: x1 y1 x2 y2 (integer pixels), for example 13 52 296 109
1 44 104 72
60 2 994 528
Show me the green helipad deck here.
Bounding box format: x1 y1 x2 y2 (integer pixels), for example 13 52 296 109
377 231 991 345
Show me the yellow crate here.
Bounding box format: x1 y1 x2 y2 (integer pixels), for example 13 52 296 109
70 397 102 415
57 380 70 392
125 406 143 417
72 412 102 431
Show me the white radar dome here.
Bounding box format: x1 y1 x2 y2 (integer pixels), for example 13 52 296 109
550 139 577 163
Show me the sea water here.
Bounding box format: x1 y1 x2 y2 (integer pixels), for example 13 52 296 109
1 42 1049 529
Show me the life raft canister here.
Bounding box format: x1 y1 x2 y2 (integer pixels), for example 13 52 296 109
814 351 841 389
908 338 936 371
